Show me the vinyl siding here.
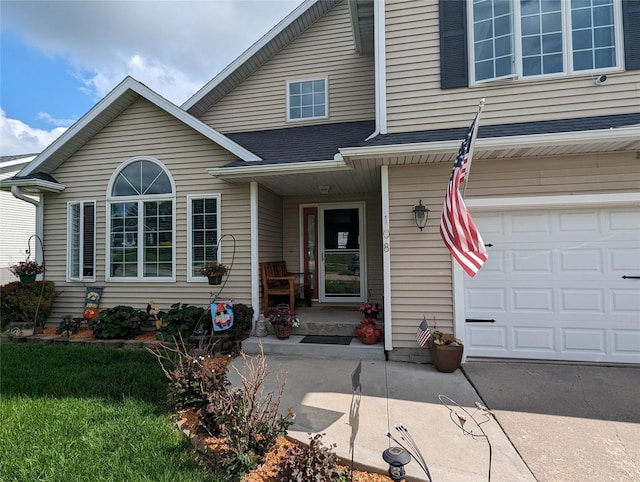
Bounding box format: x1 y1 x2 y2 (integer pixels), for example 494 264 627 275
0 167 36 285
41 98 253 323
388 151 639 348
200 1 375 133
385 0 640 133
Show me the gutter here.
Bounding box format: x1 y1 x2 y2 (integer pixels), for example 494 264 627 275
341 125 640 160
208 159 352 180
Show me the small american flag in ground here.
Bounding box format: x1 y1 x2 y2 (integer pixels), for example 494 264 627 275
439 111 488 277
416 317 432 347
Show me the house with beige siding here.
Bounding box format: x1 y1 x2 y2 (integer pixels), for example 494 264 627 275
2 0 639 364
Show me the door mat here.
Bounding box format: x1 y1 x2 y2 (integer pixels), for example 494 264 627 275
300 335 352 345
320 305 359 311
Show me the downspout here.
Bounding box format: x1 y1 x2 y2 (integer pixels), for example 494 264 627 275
11 186 44 263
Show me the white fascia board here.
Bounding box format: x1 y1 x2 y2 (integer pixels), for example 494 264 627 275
208 159 352 179
0 178 65 193
21 77 260 177
182 0 318 111
340 125 640 160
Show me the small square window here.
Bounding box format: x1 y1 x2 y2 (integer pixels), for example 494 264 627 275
287 79 328 121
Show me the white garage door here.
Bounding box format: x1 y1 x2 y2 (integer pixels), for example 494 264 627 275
465 206 640 363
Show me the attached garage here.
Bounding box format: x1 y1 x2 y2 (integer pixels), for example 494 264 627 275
460 196 640 364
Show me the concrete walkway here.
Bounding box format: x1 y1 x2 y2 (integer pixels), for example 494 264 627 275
229 354 535 481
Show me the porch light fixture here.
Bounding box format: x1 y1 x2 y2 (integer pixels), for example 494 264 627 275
412 200 429 231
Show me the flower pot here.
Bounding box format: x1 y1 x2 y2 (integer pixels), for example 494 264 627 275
208 275 222 285
19 274 37 284
356 323 380 344
431 344 463 373
273 324 292 339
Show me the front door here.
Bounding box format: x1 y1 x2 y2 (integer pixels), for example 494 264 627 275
318 204 365 303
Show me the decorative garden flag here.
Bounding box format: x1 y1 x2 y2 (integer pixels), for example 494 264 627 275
440 101 488 277
211 300 234 332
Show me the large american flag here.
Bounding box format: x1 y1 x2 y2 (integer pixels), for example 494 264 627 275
439 111 488 277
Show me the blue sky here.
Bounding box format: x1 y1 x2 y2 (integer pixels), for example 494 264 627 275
0 0 305 156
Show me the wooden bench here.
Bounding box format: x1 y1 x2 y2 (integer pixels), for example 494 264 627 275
260 261 312 316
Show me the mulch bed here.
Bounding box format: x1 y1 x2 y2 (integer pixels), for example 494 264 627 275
178 408 393 482
36 326 160 342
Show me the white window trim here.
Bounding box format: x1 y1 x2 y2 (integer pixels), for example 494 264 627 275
468 0 624 86
106 157 176 282
187 193 222 282
285 76 329 122
66 200 96 282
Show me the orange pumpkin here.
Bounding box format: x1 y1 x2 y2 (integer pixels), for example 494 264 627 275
83 307 99 320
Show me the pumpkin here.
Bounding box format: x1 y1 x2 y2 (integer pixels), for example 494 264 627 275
83 307 99 320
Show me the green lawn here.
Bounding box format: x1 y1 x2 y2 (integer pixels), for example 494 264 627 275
0 343 216 481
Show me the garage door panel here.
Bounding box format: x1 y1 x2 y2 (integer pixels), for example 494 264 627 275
560 249 603 272
512 212 552 235
512 249 553 273
559 289 604 312
513 327 555 351
610 248 640 272
465 205 640 363
467 325 508 350
611 289 640 312
613 330 640 354
562 329 606 353
466 288 506 311
512 288 554 312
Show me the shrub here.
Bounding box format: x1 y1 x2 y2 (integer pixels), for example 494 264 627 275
149 341 294 480
277 433 349 481
226 303 254 341
0 281 58 331
157 302 206 342
89 305 146 339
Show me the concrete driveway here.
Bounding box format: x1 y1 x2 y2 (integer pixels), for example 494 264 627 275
462 361 640 482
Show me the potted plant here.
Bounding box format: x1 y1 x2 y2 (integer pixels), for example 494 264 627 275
358 302 382 322
10 259 44 284
198 261 228 285
268 305 300 339
431 330 464 373
356 302 382 344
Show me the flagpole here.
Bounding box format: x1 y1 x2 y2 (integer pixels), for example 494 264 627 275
462 98 485 198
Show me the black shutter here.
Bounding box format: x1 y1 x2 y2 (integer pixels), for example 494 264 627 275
83 203 95 277
623 0 640 70
440 0 468 89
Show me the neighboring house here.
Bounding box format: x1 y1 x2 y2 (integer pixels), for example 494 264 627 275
0 154 38 284
1 0 639 364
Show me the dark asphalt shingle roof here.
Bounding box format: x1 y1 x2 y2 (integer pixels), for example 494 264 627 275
220 113 638 168
225 120 375 166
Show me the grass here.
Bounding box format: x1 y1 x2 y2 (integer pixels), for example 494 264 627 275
0 343 217 481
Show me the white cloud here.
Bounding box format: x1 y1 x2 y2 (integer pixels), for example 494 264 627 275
3 0 305 104
36 112 77 128
1 0 305 154
0 108 65 156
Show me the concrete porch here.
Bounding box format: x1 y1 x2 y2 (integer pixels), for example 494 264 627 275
242 304 386 360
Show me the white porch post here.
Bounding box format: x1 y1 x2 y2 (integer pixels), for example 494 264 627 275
381 166 392 351
250 182 260 325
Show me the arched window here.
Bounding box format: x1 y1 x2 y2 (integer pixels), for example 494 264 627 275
107 158 175 280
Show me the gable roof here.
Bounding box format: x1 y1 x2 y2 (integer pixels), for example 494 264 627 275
18 76 261 178
182 0 343 118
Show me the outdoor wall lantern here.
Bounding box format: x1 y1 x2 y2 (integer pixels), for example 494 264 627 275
412 200 430 231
